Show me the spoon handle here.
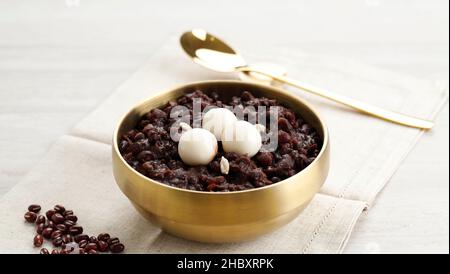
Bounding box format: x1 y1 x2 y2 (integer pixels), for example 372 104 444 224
238 67 434 130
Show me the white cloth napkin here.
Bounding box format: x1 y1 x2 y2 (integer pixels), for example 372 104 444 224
0 37 447 254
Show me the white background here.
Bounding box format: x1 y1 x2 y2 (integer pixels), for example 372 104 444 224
0 0 448 253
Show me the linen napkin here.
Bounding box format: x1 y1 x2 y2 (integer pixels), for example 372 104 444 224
0 37 447 254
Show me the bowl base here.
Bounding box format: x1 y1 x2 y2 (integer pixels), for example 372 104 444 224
131 201 310 243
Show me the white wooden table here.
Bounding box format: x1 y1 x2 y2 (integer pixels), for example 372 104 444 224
0 0 448 253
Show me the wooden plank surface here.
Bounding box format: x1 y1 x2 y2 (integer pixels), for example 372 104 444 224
0 0 448 253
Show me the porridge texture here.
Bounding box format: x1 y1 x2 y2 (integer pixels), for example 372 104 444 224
119 90 321 192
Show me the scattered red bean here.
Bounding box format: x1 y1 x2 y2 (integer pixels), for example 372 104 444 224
36 223 45 235
56 224 66 232
64 220 75 227
69 225 83 235
45 209 56 220
51 230 63 240
63 210 74 216
97 240 108 252
52 237 63 247
42 227 54 239
107 237 120 246
51 213 64 224
98 233 110 242
78 239 88 248
24 212 37 223
89 236 98 244
53 205 66 214
28 204 41 213
47 220 56 229
35 215 46 225
33 234 43 247
24 204 125 254
110 243 125 253
40 248 50 254
65 215 78 223
74 234 89 243
85 243 97 252
62 234 73 244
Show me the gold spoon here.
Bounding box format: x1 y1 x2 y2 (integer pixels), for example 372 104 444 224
180 29 434 130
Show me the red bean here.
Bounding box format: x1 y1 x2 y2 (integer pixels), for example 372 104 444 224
52 237 63 247
45 209 56 220
28 204 41 213
33 234 43 247
74 234 89 243
85 243 97 251
51 213 64 224
24 212 37 223
36 223 46 234
64 220 76 227
110 243 125 253
55 224 66 232
42 227 53 239
24 204 125 254
40 248 50 254
53 205 66 214
51 230 63 240
62 234 73 244
89 236 98 244
78 239 88 248
98 233 110 242
65 215 78 223
63 210 74 216
97 240 108 252
107 237 120 246
35 215 46 225
69 225 83 235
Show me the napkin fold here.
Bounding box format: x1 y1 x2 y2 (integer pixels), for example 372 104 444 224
0 37 447 253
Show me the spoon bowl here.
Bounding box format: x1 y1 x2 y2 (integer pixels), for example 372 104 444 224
180 29 246 72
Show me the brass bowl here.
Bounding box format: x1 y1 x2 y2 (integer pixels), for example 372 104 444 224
112 80 330 243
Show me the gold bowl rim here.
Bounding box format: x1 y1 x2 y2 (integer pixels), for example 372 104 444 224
112 80 329 196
